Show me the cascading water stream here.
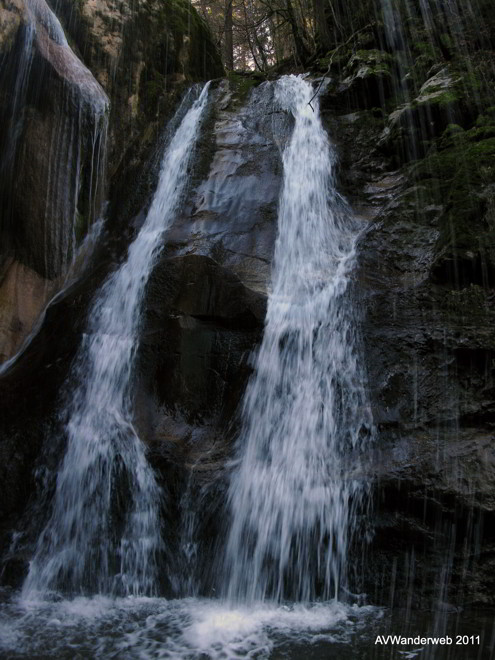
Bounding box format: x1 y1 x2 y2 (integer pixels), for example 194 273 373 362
0 22 35 183
22 82 211 598
223 75 373 604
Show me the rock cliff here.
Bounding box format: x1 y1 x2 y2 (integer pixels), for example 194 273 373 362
0 0 108 361
0 0 223 364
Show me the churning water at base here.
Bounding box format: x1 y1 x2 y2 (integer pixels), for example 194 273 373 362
22 83 211 598
0 593 382 659
223 75 373 604
3 593 495 659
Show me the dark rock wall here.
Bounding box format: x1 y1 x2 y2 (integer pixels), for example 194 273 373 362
132 82 290 584
0 74 284 588
49 0 224 210
0 0 108 361
315 0 495 607
0 0 223 364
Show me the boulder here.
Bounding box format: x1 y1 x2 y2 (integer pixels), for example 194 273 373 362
51 0 224 197
336 49 395 110
0 0 108 360
378 67 480 161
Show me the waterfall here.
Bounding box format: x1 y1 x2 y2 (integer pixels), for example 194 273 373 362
22 82 211 598
223 75 373 604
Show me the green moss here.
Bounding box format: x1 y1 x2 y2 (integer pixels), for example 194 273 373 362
468 125 495 141
352 49 393 64
412 124 495 269
227 72 263 105
434 90 459 106
411 41 441 67
476 107 495 125
461 70 482 93
417 128 495 184
314 46 352 74
155 0 223 80
315 56 331 72
133 0 222 122
138 0 222 83
439 33 454 53
437 124 465 150
345 49 394 77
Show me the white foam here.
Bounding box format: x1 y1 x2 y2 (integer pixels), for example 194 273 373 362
23 83 211 599
0 595 380 659
223 74 374 603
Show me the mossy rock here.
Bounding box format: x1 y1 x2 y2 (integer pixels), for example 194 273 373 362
333 49 395 110
415 126 495 189
408 42 443 86
343 49 394 87
437 123 465 150
344 49 394 74
226 72 264 106
379 67 482 163
413 125 495 287
53 0 223 182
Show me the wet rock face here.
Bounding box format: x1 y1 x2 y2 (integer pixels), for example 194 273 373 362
136 79 290 463
0 0 222 366
0 0 108 361
0 0 108 278
0 0 224 583
167 80 289 294
324 34 495 605
139 254 265 428
0 250 111 576
51 0 224 187
128 81 297 591
337 49 395 110
0 78 287 583
0 0 493 608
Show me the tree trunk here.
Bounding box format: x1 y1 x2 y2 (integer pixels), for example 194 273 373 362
285 0 310 64
314 0 333 51
224 0 234 70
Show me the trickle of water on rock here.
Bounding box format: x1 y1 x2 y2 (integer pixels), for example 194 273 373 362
22 82 211 598
223 75 374 604
0 21 35 180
